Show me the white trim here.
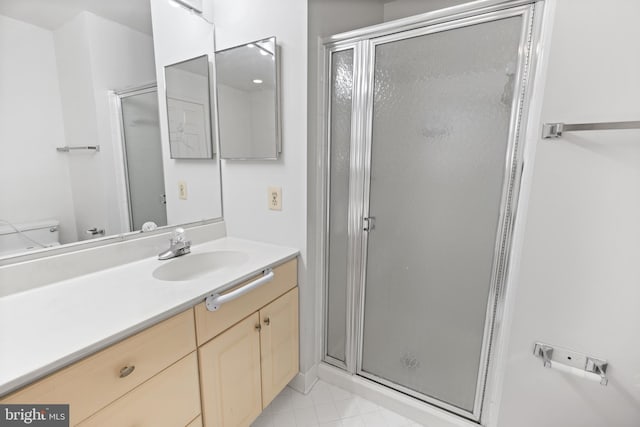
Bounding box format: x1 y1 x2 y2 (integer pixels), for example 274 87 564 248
318 363 477 427
108 90 132 234
325 0 536 44
481 1 556 426
288 365 319 395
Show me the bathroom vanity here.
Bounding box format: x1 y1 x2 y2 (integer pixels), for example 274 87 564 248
0 237 299 427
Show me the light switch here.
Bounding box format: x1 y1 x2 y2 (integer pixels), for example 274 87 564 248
178 181 188 200
268 186 282 211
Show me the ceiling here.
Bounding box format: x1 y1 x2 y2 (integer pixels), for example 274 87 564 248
0 0 152 35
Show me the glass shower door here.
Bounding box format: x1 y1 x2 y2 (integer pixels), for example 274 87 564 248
359 15 526 416
325 48 355 365
120 89 168 231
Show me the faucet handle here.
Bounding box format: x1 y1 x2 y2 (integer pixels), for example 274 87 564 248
171 227 186 244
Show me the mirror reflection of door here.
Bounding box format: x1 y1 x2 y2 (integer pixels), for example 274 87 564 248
119 87 168 231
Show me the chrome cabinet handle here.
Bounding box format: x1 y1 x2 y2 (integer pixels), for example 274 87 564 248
255 324 262 332
264 317 270 326
119 365 135 378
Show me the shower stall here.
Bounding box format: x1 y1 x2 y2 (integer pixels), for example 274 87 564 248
321 1 541 422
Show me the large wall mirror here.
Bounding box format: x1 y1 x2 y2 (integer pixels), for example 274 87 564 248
0 0 222 260
216 37 281 160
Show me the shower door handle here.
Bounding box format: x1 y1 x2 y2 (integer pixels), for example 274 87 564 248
363 217 375 232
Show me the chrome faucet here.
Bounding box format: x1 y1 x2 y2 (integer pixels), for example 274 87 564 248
158 228 191 260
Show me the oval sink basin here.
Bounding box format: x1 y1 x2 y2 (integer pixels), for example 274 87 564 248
153 250 249 282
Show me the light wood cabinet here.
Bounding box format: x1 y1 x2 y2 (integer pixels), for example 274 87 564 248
1 309 197 425
187 415 203 427
194 259 297 345
78 352 201 427
1 258 298 427
199 286 299 427
260 287 299 408
198 314 263 427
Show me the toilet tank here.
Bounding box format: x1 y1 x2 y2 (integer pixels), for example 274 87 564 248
0 219 60 257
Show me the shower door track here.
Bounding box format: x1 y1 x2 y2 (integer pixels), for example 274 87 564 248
321 0 545 423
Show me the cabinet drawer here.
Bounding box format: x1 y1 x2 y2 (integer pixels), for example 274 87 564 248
1 309 196 425
195 258 297 345
78 352 201 427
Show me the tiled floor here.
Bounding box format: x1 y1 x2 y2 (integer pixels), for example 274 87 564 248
252 380 424 427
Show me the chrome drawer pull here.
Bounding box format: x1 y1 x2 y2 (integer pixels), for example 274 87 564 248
119 365 135 378
264 317 270 326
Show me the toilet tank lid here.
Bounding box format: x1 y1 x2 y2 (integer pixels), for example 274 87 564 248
0 219 59 236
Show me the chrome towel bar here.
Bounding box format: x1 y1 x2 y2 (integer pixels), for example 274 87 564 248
56 145 101 152
205 268 274 312
542 121 640 139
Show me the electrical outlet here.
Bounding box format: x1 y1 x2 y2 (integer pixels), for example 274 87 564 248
268 186 282 211
178 181 188 200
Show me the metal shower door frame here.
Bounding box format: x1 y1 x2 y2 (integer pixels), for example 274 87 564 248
114 83 163 232
321 0 543 423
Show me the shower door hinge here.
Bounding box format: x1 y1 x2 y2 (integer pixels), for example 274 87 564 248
363 217 375 232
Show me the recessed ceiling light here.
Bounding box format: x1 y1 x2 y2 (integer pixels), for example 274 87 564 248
253 79 263 84
260 50 268 56
247 44 255 48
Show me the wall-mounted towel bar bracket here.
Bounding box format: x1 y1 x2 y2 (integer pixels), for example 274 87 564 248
542 121 640 139
533 342 608 385
56 145 101 152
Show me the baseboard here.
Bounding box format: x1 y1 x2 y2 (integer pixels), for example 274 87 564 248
288 365 319 394
317 363 478 427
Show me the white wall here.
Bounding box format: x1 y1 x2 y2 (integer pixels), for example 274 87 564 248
382 0 471 22
210 0 310 372
0 14 78 244
493 1 640 426
54 12 156 240
150 0 223 225
85 13 157 236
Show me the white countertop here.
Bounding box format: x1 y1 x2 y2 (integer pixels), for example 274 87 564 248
0 237 298 397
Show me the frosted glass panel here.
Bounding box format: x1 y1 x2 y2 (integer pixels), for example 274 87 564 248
121 91 167 231
326 49 354 363
361 17 522 411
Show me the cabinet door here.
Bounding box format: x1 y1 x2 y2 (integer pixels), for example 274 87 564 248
259 287 299 408
199 313 262 427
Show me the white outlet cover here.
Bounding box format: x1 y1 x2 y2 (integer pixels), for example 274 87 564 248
268 186 282 211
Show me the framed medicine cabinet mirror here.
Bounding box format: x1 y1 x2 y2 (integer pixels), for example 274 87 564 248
215 36 281 160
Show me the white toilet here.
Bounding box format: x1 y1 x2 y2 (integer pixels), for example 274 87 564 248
0 219 61 257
